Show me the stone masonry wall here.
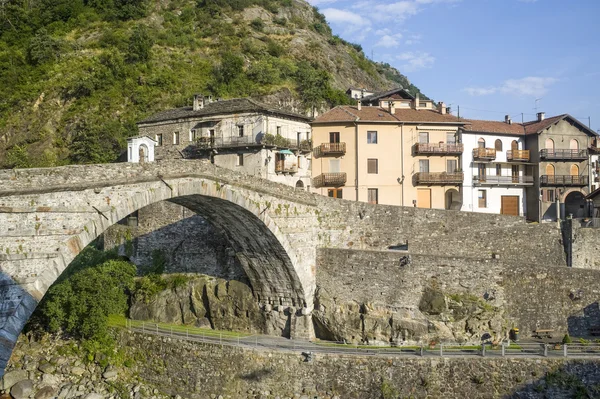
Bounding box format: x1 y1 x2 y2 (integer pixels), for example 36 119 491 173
125 333 600 399
572 225 600 270
316 248 600 342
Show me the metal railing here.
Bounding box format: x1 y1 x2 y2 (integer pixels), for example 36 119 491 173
472 147 497 160
473 175 534 186
506 150 530 162
196 136 311 151
413 143 463 155
414 172 463 185
313 143 346 158
540 149 589 160
540 175 589 186
579 218 600 228
313 172 347 188
126 321 600 359
275 163 298 174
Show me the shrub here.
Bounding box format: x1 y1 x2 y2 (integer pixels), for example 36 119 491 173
127 25 153 63
563 333 572 344
250 18 264 31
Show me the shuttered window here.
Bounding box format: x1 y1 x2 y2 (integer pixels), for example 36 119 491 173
367 159 378 174
368 188 378 204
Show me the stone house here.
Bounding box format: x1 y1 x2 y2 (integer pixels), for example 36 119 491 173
137 96 313 188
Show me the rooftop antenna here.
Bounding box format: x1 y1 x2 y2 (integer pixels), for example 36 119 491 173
534 98 542 114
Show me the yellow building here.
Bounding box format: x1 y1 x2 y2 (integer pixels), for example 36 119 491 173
311 99 467 209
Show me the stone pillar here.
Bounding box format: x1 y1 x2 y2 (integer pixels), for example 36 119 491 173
290 308 315 340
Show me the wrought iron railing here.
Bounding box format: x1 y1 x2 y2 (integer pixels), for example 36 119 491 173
540 149 589 160
473 175 534 185
540 175 588 186
506 150 530 162
413 143 463 155
313 172 347 188
414 172 463 185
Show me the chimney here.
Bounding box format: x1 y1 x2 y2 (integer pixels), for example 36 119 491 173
193 94 204 111
437 101 447 115
357 100 362 111
389 101 396 115
505 115 512 125
207 95 213 104
537 112 545 122
413 94 420 110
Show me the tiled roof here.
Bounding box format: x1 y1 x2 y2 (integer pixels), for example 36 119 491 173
361 88 415 102
138 98 311 124
523 114 567 135
461 119 525 135
312 106 468 124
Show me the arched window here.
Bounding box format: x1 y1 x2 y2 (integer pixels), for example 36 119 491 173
511 140 519 151
545 138 555 150
495 139 503 151
546 164 555 176
570 139 579 150
295 180 304 189
570 164 579 176
478 138 486 148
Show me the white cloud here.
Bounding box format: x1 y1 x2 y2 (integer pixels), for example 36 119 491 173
464 77 558 97
375 34 402 47
397 51 435 72
306 0 339 5
405 34 422 45
321 8 372 32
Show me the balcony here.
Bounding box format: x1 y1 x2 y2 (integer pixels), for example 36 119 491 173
414 172 463 185
540 175 589 186
196 136 312 152
275 163 297 174
313 172 347 188
472 148 497 161
413 143 463 155
473 175 534 186
540 149 589 161
506 150 530 162
313 143 346 158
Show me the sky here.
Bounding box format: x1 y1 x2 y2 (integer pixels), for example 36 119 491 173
307 0 600 132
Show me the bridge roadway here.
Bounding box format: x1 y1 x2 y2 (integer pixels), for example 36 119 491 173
129 322 600 360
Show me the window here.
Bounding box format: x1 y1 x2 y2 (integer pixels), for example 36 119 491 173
546 164 555 176
329 132 340 143
496 164 502 176
276 126 282 135
297 156 301 169
297 132 302 145
478 190 487 208
570 139 579 151
173 132 180 145
419 160 429 173
190 130 195 142
368 188 378 204
446 133 456 145
478 163 486 178
156 134 163 146
367 131 378 144
367 159 378 174
238 125 244 137
237 153 244 166
495 139 503 152
545 138 555 150
542 189 555 203
478 138 486 148
419 132 429 144
512 165 520 182
511 140 519 151
328 188 343 199
419 102 427 107
571 164 579 176
447 160 457 173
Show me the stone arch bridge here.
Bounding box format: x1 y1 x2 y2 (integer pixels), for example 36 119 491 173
0 160 566 376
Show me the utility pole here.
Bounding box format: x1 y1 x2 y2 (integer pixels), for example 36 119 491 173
521 113 524 124
457 105 460 120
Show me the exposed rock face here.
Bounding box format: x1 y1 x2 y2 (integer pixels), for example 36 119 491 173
312 286 505 345
129 275 296 337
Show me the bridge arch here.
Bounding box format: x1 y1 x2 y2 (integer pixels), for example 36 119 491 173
0 173 317 375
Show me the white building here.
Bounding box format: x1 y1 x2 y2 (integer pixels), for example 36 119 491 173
137 96 313 189
459 117 532 217
127 136 156 163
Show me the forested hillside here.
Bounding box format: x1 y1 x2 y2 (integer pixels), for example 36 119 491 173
0 0 429 168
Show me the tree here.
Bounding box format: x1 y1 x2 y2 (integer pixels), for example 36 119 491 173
127 25 153 63
27 28 59 65
295 61 329 113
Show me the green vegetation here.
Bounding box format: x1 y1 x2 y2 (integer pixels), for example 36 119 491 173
109 315 250 338
0 0 402 168
563 333 572 344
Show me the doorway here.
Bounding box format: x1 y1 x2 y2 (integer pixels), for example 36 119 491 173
501 196 519 216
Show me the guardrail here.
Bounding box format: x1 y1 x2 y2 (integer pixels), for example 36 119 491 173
126 321 600 359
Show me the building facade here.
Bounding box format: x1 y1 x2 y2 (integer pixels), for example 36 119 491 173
311 99 467 209
137 96 313 188
459 118 531 217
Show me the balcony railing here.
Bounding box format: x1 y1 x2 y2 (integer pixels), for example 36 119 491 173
413 143 463 155
196 136 312 152
506 150 530 162
313 172 347 188
472 148 497 161
473 175 534 186
313 142 346 158
540 149 589 160
540 175 589 186
275 163 297 174
414 172 463 185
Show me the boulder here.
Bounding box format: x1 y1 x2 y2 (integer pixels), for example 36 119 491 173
34 386 57 399
102 369 118 381
1 370 28 390
419 288 447 315
83 394 104 399
10 379 34 399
